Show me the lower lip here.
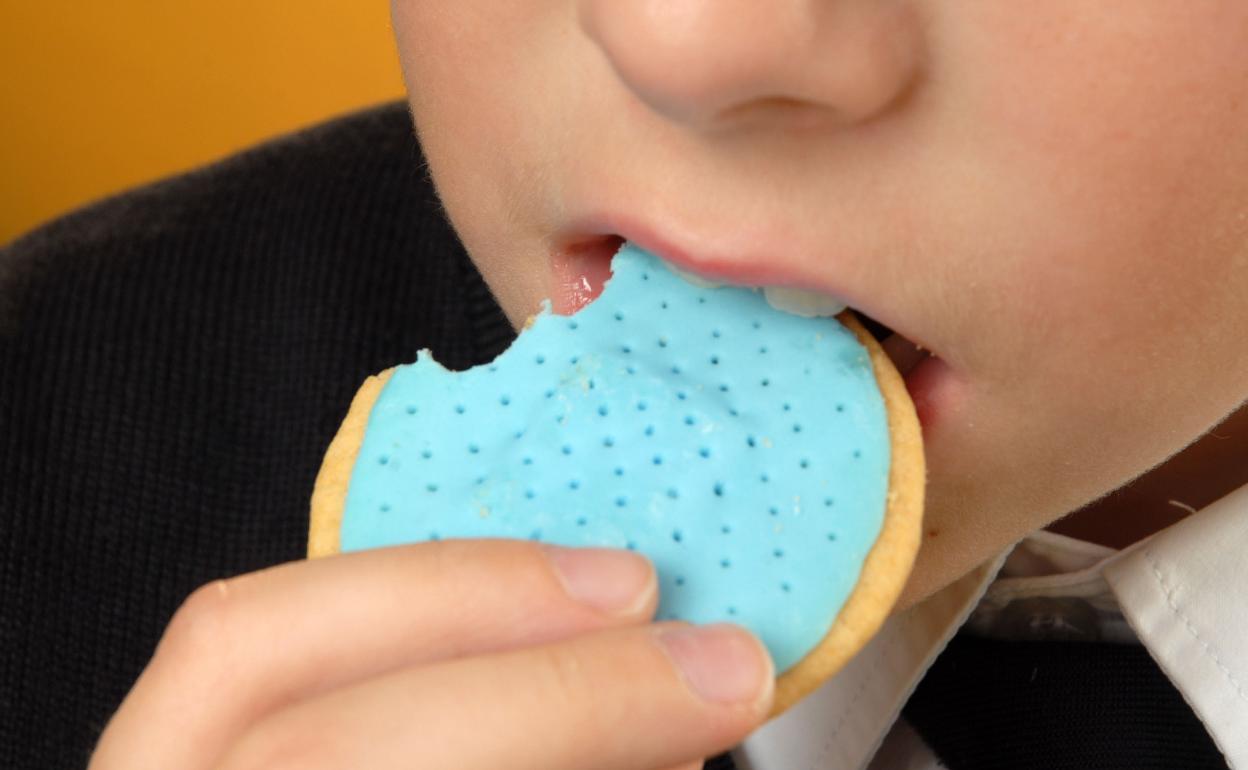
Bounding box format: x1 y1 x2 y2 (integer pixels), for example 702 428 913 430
903 354 957 430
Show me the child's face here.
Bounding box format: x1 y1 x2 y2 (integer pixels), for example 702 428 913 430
391 3 1248 601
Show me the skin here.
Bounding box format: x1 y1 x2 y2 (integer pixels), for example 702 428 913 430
93 2 1248 767
394 0 1248 601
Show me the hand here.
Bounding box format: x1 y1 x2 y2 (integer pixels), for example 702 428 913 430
89 539 774 770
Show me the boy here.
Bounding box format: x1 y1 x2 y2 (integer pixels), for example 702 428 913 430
3 2 1245 768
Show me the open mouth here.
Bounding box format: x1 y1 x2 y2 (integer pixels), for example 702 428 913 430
868 319 932 380
549 234 624 317
550 234 934 380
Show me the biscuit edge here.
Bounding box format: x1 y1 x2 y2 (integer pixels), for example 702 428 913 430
768 312 926 716
307 368 396 559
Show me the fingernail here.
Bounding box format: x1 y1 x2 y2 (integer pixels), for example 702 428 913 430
656 624 773 706
543 545 655 615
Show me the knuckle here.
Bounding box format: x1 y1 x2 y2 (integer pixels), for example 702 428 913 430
527 634 653 712
159 577 248 663
530 643 593 710
220 712 338 770
520 634 706 765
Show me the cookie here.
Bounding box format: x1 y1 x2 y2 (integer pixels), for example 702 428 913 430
309 243 924 716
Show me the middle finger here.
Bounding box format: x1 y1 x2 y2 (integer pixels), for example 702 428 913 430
124 539 657 768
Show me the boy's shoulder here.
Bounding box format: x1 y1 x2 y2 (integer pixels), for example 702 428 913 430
0 101 515 770
3 101 441 330
0 98 510 363
4 100 421 256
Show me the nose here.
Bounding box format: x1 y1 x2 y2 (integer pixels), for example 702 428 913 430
579 0 923 130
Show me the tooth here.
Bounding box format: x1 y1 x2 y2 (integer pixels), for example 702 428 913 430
665 263 724 289
763 286 847 317
662 261 849 318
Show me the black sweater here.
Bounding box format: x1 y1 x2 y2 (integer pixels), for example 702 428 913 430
1 102 1224 770
1 102 516 768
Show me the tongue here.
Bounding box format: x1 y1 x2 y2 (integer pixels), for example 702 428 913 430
550 237 621 314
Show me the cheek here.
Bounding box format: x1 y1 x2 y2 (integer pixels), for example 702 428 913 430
390 2 558 245
391 1 603 325
948 3 1248 391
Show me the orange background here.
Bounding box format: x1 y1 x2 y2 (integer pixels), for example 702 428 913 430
1 1 407 244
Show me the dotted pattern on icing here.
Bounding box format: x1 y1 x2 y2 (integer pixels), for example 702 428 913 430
341 243 890 672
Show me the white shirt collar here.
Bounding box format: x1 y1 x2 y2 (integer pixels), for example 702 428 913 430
1103 482 1248 766
734 482 1248 770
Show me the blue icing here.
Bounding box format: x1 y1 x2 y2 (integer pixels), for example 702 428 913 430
341 243 890 672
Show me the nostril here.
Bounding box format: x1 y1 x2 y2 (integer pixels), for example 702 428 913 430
580 0 922 131
718 96 836 131
580 0 822 128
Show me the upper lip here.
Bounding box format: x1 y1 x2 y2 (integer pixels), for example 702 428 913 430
557 208 943 361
